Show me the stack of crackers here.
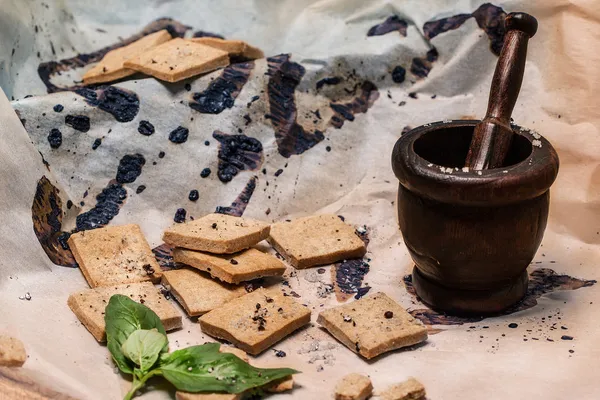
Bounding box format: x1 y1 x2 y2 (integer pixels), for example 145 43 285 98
66 213 429 398
82 30 264 85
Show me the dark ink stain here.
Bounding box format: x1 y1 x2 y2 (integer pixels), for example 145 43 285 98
392 66 406 83
316 76 342 90
367 15 408 37
201 167 211 178
266 54 324 158
329 81 379 129
192 30 225 39
189 62 254 114
65 115 90 132
410 48 438 78
48 129 62 149
404 268 596 326
76 86 139 123
31 176 77 267
116 154 146 184
136 185 146 194
138 120 155 136
213 131 263 183
75 183 127 231
53 104 64 112
37 18 190 93
332 227 371 302
92 138 102 150
423 3 506 56
174 208 187 223
215 176 258 217
188 190 199 201
169 126 189 144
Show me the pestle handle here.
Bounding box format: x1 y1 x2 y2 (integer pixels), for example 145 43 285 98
465 12 538 170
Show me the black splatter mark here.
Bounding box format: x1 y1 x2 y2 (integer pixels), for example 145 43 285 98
92 138 102 150
174 208 187 223
561 335 573 341
152 243 177 270
37 18 190 93
408 92 418 99
48 129 62 148
404 268 596 325
136 185 146 194
53 104 64 112
169 126 189 144
116 154 145 184
392 66 406 83
274 169 283 177
326 146 331 152
184 83 191 91
332 228 371 301
329 81 379 129
422 3 506 56
201 168 211 178
75 183 127 231
76 86 139 123
213 131 263 183
316 76 342 90
410 47 438 78
243 114 252 125
192 30 225 39
65 115 90 132
508 323 518 328
266 54 324 158
367 15 408 37
215 176 257 217
158 151 165 158
138 120 155 136
190 62 254 114
188 190 199 201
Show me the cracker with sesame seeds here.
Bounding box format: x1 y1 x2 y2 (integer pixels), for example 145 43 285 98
161 268 247 316
67 224 161 288
267 214 366 269
0 336 26 367
123 38 229 83
83 30 172 85
188 37 264 60
379 378 426 400
335 373 373 400
172 248 286 284
163 213 270 254
199 288 310 355
317 292 427 359
67 282 182 342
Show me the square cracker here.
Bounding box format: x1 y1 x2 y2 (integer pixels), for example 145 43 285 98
267 214 366 269
161 268 247 316
123 38 229 83
317 292 427 359
163 213 270 254
0 336 26 367
189 37 264 60
379 378 426 400
199 288 311 355
67 282 182 342
83 30 172 85
172 248 286 284
68 224 161 288
335 373 373 400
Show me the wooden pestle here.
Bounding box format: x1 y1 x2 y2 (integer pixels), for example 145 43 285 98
465 12 538 170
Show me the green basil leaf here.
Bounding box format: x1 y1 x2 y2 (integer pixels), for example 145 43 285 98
159 343 298 394
121 329 168 373
105 294 168 374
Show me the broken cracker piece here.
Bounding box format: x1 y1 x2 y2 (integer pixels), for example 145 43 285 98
268 214 366 269
265 375 294 393
317 292 427 359
68 224 161 288
189 37 264 60
173 248 286 284
335 373 373 400
162 268 247 316
200 288 310 355
83 30 172 85
123 38 229 83
163 213 270 254
379 378 426 400
68 282 182 342
0 336 26 367
219 345 250 362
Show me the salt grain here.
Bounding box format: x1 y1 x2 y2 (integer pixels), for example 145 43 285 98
477 171 482 176
532 139 542 148
462 167 469 172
